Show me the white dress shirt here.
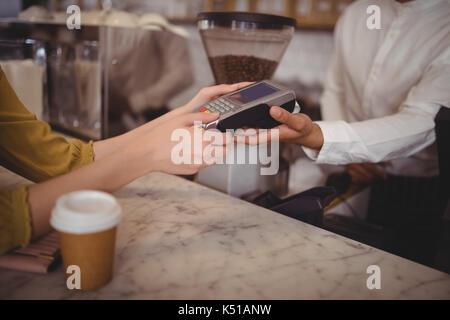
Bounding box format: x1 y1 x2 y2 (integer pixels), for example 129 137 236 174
303 0 450 177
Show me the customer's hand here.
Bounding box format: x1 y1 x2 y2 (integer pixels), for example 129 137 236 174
124 112 232 176
346 163 388 186
238 106 324 150
94 84 250 161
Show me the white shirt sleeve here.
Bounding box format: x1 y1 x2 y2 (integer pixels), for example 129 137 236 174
303 57 450 165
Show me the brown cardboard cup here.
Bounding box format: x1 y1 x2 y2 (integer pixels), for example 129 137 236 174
50 191 122 291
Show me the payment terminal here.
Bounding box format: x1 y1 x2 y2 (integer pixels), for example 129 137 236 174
200 80 299 131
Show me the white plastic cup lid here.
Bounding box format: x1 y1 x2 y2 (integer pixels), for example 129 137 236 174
50 190 122 234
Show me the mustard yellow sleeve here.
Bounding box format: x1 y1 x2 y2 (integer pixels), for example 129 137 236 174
0 66 94 183
0 186 31 255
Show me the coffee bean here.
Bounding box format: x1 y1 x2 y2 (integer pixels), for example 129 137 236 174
208 55 278 84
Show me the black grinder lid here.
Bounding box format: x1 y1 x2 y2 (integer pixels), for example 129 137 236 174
197 12 297 28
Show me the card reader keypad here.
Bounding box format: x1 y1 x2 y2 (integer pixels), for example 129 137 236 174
200 98 235 114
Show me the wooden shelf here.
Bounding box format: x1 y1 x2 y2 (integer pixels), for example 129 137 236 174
203 0 355 29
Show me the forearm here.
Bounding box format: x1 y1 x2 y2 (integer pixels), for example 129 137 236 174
302 105 439 164
27 147 149 238
26 107 215 239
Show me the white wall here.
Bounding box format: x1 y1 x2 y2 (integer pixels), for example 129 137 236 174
275 29 333 85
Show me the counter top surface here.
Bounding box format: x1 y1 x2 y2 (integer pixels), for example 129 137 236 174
1 167 449 299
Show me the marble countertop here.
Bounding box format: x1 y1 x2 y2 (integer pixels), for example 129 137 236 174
0 167 449 299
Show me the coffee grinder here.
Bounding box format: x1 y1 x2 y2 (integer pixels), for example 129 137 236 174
196 12 296 198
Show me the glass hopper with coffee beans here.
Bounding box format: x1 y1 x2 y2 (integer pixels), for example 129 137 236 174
197 12 299 131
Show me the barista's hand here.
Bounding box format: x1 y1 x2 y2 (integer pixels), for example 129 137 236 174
182 82 254 114
124 112 232 176
239 106 324 150
346 163 388 186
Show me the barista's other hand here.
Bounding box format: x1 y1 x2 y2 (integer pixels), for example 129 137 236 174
346 163 388 186
238 106 324 150
124 112 232 176
183 82 253 113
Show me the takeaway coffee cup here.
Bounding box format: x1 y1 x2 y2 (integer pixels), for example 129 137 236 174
50 190 122 290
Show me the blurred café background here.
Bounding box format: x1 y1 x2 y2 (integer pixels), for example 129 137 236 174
0 0 349 139
1 0 448 273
